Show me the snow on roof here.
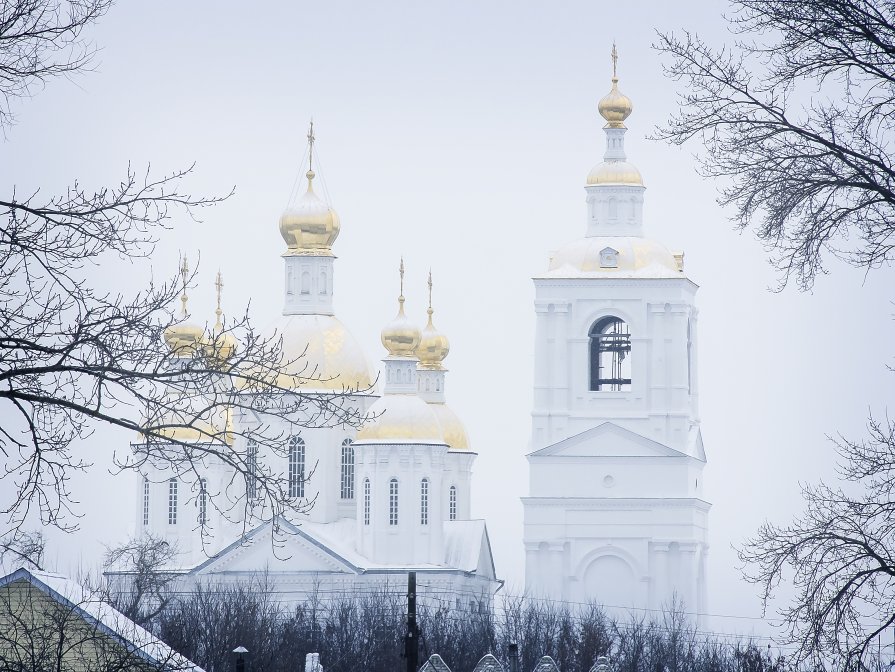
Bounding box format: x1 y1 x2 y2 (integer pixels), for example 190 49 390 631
443 520 488 573
0 567 206 672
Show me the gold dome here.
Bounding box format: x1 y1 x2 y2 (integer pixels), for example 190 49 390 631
546 236 683 278
381 259 420 357
356 394 446 443
204 330 237 366
418 314 449 368
417 272 449 368
429 403 470 451
263 314 373 392
164 257 204 356
279 170 341 254
147 398 234 446
382 299 421 357
163 322 204 356
598 78 633 128
586 160 643 186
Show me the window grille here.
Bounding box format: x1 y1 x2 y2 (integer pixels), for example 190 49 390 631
340 439 354 499
389 479 399 526
420 478 429 525
199 478 207 525
142 477 150 526
246 439 258 500
168 478 178 525
289 436 305 498
364 479 371 526
589 316 632 391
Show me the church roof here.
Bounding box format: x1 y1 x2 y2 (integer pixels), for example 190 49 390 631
0 567 205 672
528 421 705 462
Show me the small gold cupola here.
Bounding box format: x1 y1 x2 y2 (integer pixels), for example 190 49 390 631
204 270 237 365
381 258 421 357
278 121 341 255
597 43 634 128
163 256 204 356
417 271 449 369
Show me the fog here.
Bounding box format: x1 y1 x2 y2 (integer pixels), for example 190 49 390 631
2 0 893 645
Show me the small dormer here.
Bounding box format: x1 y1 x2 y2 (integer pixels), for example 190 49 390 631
599 247 619 268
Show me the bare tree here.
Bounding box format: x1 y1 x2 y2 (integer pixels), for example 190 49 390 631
654 0 895 290
739 415 895 668
102 535 178 627
0 0 367 547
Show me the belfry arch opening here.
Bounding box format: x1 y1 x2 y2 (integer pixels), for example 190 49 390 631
589 316 631 391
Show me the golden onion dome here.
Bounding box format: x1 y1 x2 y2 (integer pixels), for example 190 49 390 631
382 298 421 356
279 170 341 254
546 236 684 278
598 77 633 128
586 160 643 186
146 398 234 446
262 314 374 392
163 322 205 356
204 329 237 367
417 312 449 368
428 403 470 451
356 394 446 443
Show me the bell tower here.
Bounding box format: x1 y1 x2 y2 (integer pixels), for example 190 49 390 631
521 46 709 622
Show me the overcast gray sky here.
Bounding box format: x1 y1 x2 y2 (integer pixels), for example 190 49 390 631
3 0 893 643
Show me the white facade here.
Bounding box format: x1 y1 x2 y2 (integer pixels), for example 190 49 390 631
118 149 499 607
522 70 709 619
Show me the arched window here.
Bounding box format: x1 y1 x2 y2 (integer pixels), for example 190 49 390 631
389 479 399 526
608 197 618 220
289 436 305 499
300 271 310 295
363 479 371 526
198 477 207 526
142 477 150 526
168 478 178 525
340 439 354 500
420 478 429 526
589 316 631 391
319 270 328 295
449 485 457 521
246 439 258 500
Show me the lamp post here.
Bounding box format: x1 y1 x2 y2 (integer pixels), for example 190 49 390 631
233 646 249 672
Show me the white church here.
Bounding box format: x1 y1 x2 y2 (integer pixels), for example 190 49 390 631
111 50 709 617
521 52 709 616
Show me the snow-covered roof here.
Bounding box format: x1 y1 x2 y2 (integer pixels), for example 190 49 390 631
185 516 496 579
0 567 205 672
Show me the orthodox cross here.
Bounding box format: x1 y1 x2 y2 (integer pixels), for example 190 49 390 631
307 120 315 173
179 256 190 318
215 270 224 329
611 42 618 78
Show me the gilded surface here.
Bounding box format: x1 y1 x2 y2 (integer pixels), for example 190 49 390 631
547 236 683 277
265 314 373 392
429 402 470 451
279 173 341 252
586 160 643 186
356 394 445 443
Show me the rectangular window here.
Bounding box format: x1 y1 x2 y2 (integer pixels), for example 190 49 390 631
246 439 258 501
168 478 178 525
363 479 371 526
289 436 305 499
420 479 429 526
340 439 354 500
449 485 457 521
199 478 207 526
389 479 399 526
142 477 150 526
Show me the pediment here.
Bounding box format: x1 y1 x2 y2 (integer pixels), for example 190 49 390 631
191 520 359 576
528 422 686 459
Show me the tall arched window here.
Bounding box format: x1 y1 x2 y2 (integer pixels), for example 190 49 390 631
449 485 457 521
420 478 429 526
340 439 354 500
246 439 258 500
389 479 399 526
198 477 207 525
168 478 178 525
142 477 150 526
289 436 305 499
589 316 632 391
363 479 371 526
